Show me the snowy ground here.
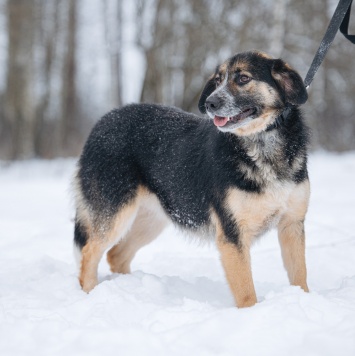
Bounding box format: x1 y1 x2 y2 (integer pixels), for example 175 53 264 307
0 153 355 356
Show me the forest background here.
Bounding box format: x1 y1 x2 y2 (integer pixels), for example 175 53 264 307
0 0 355 160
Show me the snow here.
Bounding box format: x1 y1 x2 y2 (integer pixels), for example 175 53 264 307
1 153 355 356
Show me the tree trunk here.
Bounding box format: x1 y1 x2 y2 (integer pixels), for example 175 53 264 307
4 0 36 159
60 0 77 156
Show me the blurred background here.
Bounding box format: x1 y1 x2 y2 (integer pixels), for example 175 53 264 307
0 0 354 160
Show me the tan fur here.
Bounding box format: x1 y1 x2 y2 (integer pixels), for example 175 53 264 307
272 72 282 81
218 62 228 75
255 82 279 106
215 218 257 308
278 180 310 292
230 59 249 73
214 181 310 306
107 195 169 274
234 109 279 136
78 187 146 292
79 240 107 292
232 77 282 136
225 184 294 248
228 79 276 104
257 51 273 59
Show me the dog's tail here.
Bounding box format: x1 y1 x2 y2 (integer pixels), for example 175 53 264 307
73 216 88 268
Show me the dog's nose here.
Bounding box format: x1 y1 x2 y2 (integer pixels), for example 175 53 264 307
205 96 221 112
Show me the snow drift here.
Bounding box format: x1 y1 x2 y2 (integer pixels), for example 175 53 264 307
0 153 354 355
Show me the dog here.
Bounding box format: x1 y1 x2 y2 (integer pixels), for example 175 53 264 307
73 50 310 308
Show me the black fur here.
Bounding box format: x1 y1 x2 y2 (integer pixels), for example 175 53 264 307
77 101 308 246
74 219 88 249
271 59 308 105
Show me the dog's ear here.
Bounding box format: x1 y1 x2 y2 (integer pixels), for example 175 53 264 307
198 75 216 114
271 59 308 105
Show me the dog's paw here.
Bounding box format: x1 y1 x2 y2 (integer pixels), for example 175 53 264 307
80 277 98 293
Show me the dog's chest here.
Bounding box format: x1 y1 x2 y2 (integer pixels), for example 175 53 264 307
226 181 294 239
239 134 293 184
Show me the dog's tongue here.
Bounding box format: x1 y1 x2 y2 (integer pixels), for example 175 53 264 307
213 116 229 127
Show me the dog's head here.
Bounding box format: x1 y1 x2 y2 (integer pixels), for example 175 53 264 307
198 51 307 136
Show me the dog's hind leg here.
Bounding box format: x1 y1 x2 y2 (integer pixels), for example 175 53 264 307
107 203 168 274
74 200 140 293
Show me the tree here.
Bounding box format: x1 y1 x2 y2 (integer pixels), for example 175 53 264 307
0 0 355 158
3 0 37 159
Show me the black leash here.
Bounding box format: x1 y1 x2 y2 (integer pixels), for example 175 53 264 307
304 0 354 89
340 0 355 43
267 0 354 131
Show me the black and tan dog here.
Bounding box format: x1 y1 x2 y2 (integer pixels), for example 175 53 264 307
73 51 310 308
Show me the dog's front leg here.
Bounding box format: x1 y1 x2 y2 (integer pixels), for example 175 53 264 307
278 218 309 292
278 180 310 292
216 234 257 308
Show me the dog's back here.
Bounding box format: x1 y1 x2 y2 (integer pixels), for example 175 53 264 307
76 104 213 228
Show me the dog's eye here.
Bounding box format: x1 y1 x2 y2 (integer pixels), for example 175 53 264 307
237 75 251 85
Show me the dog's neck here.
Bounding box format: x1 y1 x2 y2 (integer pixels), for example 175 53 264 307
265 104 294 132
240 104 298 163
238 129 292 185
240 130 283 160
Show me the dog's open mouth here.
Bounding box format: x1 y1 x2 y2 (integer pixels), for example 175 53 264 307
213 107 257 128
